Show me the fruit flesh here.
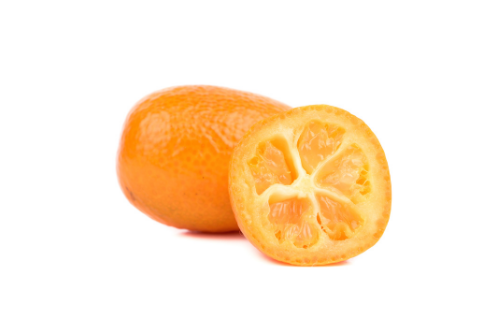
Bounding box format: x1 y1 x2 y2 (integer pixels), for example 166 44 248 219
229 105 392 265
268 197 319 248
248 141 293 195
248 121 370 246
316 194 363 240
297 121 345 174
316 144 371 204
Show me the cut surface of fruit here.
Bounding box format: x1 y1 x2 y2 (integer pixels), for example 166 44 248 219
297 120 345 174
117 85 291 232
248 140 295 195
229 105 391 265
268 196 319 248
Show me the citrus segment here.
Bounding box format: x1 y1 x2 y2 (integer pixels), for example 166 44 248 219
248 137 297 195
297 120 345 174
268 196 319 248
229 105 391 265
315 144 371 204
316 194 363 241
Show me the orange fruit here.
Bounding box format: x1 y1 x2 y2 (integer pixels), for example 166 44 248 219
229 105 391 265
117 85 291 232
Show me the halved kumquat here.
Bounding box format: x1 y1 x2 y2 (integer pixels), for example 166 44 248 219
229 105 391 265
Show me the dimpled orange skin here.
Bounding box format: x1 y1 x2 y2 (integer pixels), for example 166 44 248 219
117 85 291 232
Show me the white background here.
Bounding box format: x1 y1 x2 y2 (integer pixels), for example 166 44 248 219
1 1 499 332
